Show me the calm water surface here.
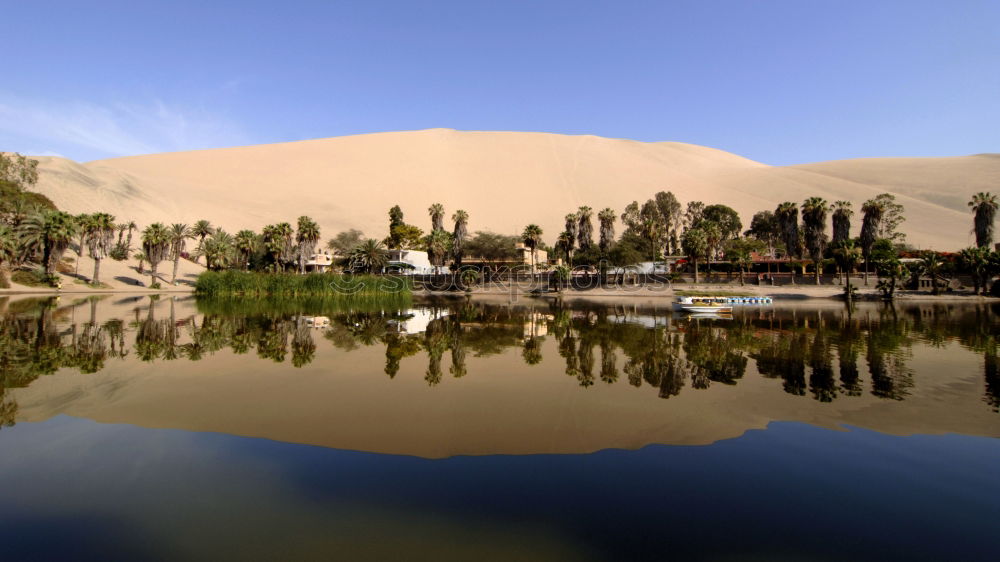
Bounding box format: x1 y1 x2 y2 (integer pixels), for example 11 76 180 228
0 294 998 561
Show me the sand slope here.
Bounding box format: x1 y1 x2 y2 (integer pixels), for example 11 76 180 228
30 129 1000 250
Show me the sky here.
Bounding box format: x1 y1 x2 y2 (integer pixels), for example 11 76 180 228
3 0 998 165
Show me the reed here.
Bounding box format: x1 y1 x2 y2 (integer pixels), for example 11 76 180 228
194 271 412 300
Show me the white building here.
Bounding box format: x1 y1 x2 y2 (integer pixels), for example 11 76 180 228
305 252 334 273
385 249 437 275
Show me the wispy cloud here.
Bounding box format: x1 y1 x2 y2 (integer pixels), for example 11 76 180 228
0 93 247 161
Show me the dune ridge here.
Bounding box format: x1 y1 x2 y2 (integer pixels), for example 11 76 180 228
29 129 1000 250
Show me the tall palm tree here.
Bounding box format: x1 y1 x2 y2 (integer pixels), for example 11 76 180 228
831 240 861 299
349 239 389 273
125 220 137 251
775 202 800 259
522 224 543 276
860 198 885 285
425 229 451 274
235 230 259 270
141 223 171 286
598 208 616 253
831 201 853 244
428 203 445 232
969 192 998 248
18 209 77 277
563 213 578 263
0 226 16 287
577 206 594 250
167 223 193 284
201 230 235 270
451 209 469 266
681 227 708 283
801 197 829 284
74 213 90 274
84 213 116 284
262 222 294 271
192 220 214 264
296 216 321 274
556 231 574 265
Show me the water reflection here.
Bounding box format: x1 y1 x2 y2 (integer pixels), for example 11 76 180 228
1 295 999 442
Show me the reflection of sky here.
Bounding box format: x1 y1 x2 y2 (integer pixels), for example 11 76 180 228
1 417 998 561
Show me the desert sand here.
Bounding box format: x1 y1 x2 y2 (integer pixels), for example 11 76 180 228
28 129 1000 252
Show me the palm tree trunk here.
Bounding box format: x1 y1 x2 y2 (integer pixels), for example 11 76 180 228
43 242 54 276
93 257 101 285
694 258 699 284
815 262 821 285
150 263 157 286
172 256 180 284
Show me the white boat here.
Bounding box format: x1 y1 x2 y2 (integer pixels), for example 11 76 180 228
676 295 771 313
680 303 734 313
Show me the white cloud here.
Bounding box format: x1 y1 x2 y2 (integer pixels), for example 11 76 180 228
0 93 247 161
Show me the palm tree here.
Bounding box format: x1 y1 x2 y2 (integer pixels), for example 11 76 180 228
831 240 861 300
563 213 578 263
577 206 594 250
167 223 193 284
74 213 90 274
918 251 945 295
451 210 469 266
235 230 259 270
969 192 998 248
556 231 574 266
134 251 146 274
425 229 451 274
0 226 16 287
428 203 445 232
775 202 801 260
84 213 116 284
125 220 137 251
801 197 829 284
262 222 294 271
349 239 389 273
17 209 77 277
522 224 543 276
295 216 321 274
201 230 235 270
860 198 885 285
681 227 708 283
598 208 616 253
831 201 853 244
141 223 171 286
192 220 214 263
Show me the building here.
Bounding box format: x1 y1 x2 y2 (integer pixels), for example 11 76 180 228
304 252 334 273
386 249 437 275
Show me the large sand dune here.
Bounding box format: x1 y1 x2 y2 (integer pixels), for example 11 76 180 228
30 129 1000 250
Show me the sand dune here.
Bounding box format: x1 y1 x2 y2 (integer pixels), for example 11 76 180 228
30 129 1000 251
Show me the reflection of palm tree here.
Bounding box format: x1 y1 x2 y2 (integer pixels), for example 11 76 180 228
522 337 543 365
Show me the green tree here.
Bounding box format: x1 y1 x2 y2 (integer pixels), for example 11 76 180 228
424 229 453 273
141 223 171 286
860 197 884 285
917 251 946 295
167 223 193 284
17 209 77 278
801 197 829 284
702 204 742 241
326 229 365 255
349 239 389 273
295 216 321 274
262 222 294 271
654 191 683 254
831 201 853 244
84 213 116 284
452 210 469 266
830 240 861 300
428 203 445 232
775 202 801 259
577 206 594 250
725 238 764 285
681 227 708 283
598 208 616 253
192 220 214 264
235 230 259 270
745 210 780 260
969 192 998 249
870 239 906 299
521 224 543 275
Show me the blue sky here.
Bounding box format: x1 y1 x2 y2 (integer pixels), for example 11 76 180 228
3 0 998 165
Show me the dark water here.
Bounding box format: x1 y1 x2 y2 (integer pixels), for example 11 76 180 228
0 295 998 561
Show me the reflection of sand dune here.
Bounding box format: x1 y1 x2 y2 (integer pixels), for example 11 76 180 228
31 129 1000 251
9 297 998 459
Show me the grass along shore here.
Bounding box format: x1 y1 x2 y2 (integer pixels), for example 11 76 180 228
194 270 412 299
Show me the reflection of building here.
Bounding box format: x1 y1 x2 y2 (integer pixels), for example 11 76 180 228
523 312 552 338
388 308 449 334
305 252 334 273
386 249 436 275
301 316 330 329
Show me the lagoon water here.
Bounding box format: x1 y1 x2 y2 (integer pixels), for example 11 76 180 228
1 294 998 560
